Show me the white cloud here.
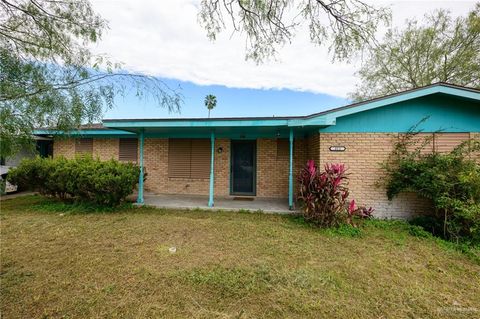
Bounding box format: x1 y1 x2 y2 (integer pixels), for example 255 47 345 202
90 0 476 97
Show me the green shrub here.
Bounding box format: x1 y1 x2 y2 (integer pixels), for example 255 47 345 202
8 156 140 206
409 216 444 237
382 129 480 244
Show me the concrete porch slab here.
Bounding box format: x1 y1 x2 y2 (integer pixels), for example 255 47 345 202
139 193 294 214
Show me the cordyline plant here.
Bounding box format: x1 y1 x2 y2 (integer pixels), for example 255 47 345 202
297 160 374 227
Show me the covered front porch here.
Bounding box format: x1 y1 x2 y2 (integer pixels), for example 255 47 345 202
139 193 293 213
102 117 326 210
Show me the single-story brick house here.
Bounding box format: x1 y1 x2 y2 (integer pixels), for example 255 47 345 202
34 83 480 218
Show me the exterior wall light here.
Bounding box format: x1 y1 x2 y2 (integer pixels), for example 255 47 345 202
217 147 223 154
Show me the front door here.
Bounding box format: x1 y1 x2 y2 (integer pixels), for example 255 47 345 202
231 140 256 195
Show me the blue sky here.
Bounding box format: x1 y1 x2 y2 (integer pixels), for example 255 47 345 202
104 78 348 119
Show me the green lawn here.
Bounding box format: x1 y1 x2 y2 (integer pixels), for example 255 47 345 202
1 195 479 318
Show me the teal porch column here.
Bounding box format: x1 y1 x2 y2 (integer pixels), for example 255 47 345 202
137 129 145 204
288 128 294 210
208 131 215 207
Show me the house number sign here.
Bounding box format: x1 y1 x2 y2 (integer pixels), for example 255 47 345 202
329 146 346 152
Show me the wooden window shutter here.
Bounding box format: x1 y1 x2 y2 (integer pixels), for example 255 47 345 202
168 139 211 179
434 133 470 153
190 139 211 179
276 139 289 158
168 139 192 178
119 138 138 162
75 138 93 155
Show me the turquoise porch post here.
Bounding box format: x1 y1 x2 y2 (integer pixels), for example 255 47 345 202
288 128 294 210
137 129 145 204
208 131 215 207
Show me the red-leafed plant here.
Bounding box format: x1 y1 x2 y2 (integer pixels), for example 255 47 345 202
297 160 373 227
347 199 375 227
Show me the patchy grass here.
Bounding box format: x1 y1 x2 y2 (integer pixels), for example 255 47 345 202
1 195 479 318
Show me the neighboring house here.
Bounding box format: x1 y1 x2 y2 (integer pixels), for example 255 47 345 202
1 136 53 193
1 136 53 167
34 83 480 218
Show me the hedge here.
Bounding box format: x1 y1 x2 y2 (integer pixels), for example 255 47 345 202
8 156 140 206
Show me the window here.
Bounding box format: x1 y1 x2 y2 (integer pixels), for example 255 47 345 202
119 138 138 162
276 138 290 158
75 138 93 155
190 139 211 179
168 139 211 179
434 133 470 153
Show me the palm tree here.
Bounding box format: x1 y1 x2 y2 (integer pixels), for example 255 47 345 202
204 94 217 118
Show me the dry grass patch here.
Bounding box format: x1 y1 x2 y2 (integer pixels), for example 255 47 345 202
1 195 479 318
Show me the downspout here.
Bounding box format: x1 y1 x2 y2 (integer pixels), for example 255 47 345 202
208 131 215 207
137 129 145 204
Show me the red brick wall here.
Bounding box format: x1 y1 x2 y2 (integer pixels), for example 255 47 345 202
256 138 306 197
93 139 119 161
53 138 75 158
317 133 433 218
